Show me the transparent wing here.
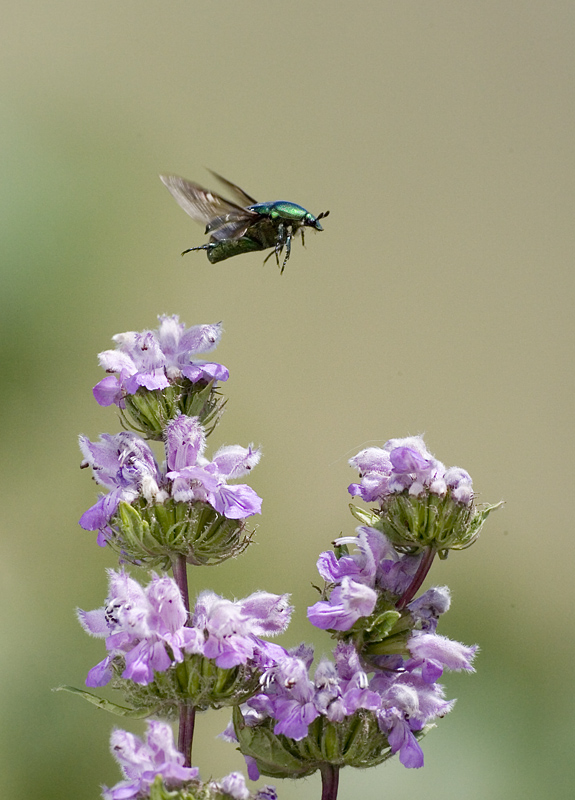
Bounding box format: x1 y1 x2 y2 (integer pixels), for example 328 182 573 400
207 170 259 207
160 174 259 232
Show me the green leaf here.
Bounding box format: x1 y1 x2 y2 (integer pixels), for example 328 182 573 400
53 686 158 718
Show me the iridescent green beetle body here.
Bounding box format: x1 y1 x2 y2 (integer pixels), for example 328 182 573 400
160 172 329 274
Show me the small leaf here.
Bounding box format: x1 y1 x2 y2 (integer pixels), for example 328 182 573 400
53 685 158 718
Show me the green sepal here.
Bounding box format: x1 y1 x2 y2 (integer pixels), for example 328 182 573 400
325 593 413 656
349 504 380 527
366 609 402 638
146 774 243 800
120 379 226 441
447 501 504 550
333 541 350 559
53 685 159 718
233 706 434 778
110 654 261 715
232 706 316 779
104 499 252 570
370 493 503 555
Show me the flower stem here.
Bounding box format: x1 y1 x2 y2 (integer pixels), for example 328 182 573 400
172 553 195 763
320 763 340 800
178 705 196 767
397 546 436 609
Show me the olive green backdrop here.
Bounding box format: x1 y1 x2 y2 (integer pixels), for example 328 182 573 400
1 2 573 798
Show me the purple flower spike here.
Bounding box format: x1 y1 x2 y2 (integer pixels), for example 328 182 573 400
102 721 199 800
79 433 166 531
93 315 229 407
165 415 262 519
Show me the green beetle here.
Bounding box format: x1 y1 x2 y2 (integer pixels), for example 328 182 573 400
160 171 329 274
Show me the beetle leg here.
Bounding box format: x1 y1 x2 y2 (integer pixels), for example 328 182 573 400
301 228 305 247
274 223 285 267
181 243 212 256
280 227 293 275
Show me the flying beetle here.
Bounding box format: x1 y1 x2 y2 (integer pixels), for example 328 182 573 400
160 171 329 274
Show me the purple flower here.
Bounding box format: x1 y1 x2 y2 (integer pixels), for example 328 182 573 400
348 435 474 507
248 650 320 740
253 787 278 800
309 526 423 631
316 526 387 587
444 466 474 504
347 447 392 502
408 586 451 632
93 315 229 407
190 590 292 669
78 433 167 532
245 645 380 742
77 570 194 686
78 575 291 686
79 417 263 539
371 670 455 768
314 643 381 722
406 632 478 682
211 772 250 800
102 721 199 800
307 576 378 631
165 415 262 519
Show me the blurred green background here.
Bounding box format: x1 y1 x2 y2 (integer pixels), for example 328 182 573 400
1 2 573 798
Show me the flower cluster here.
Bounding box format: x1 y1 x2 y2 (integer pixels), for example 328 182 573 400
232 525 477 774
307 525 423 629
347 436 499 556
79 416 262 536
348 435 474 506
232 637 459 771
93 315 229 408
78 570 292 690
70 311 496 800
104 721 276 800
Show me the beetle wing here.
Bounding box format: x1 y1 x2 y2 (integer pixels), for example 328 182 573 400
207 170 259 207
209 218 258 242
160 174 259 231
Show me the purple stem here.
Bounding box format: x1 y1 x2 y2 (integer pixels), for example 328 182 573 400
178 705 196 767
396 546 436 610
171 554 195 765
320 764 340 800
